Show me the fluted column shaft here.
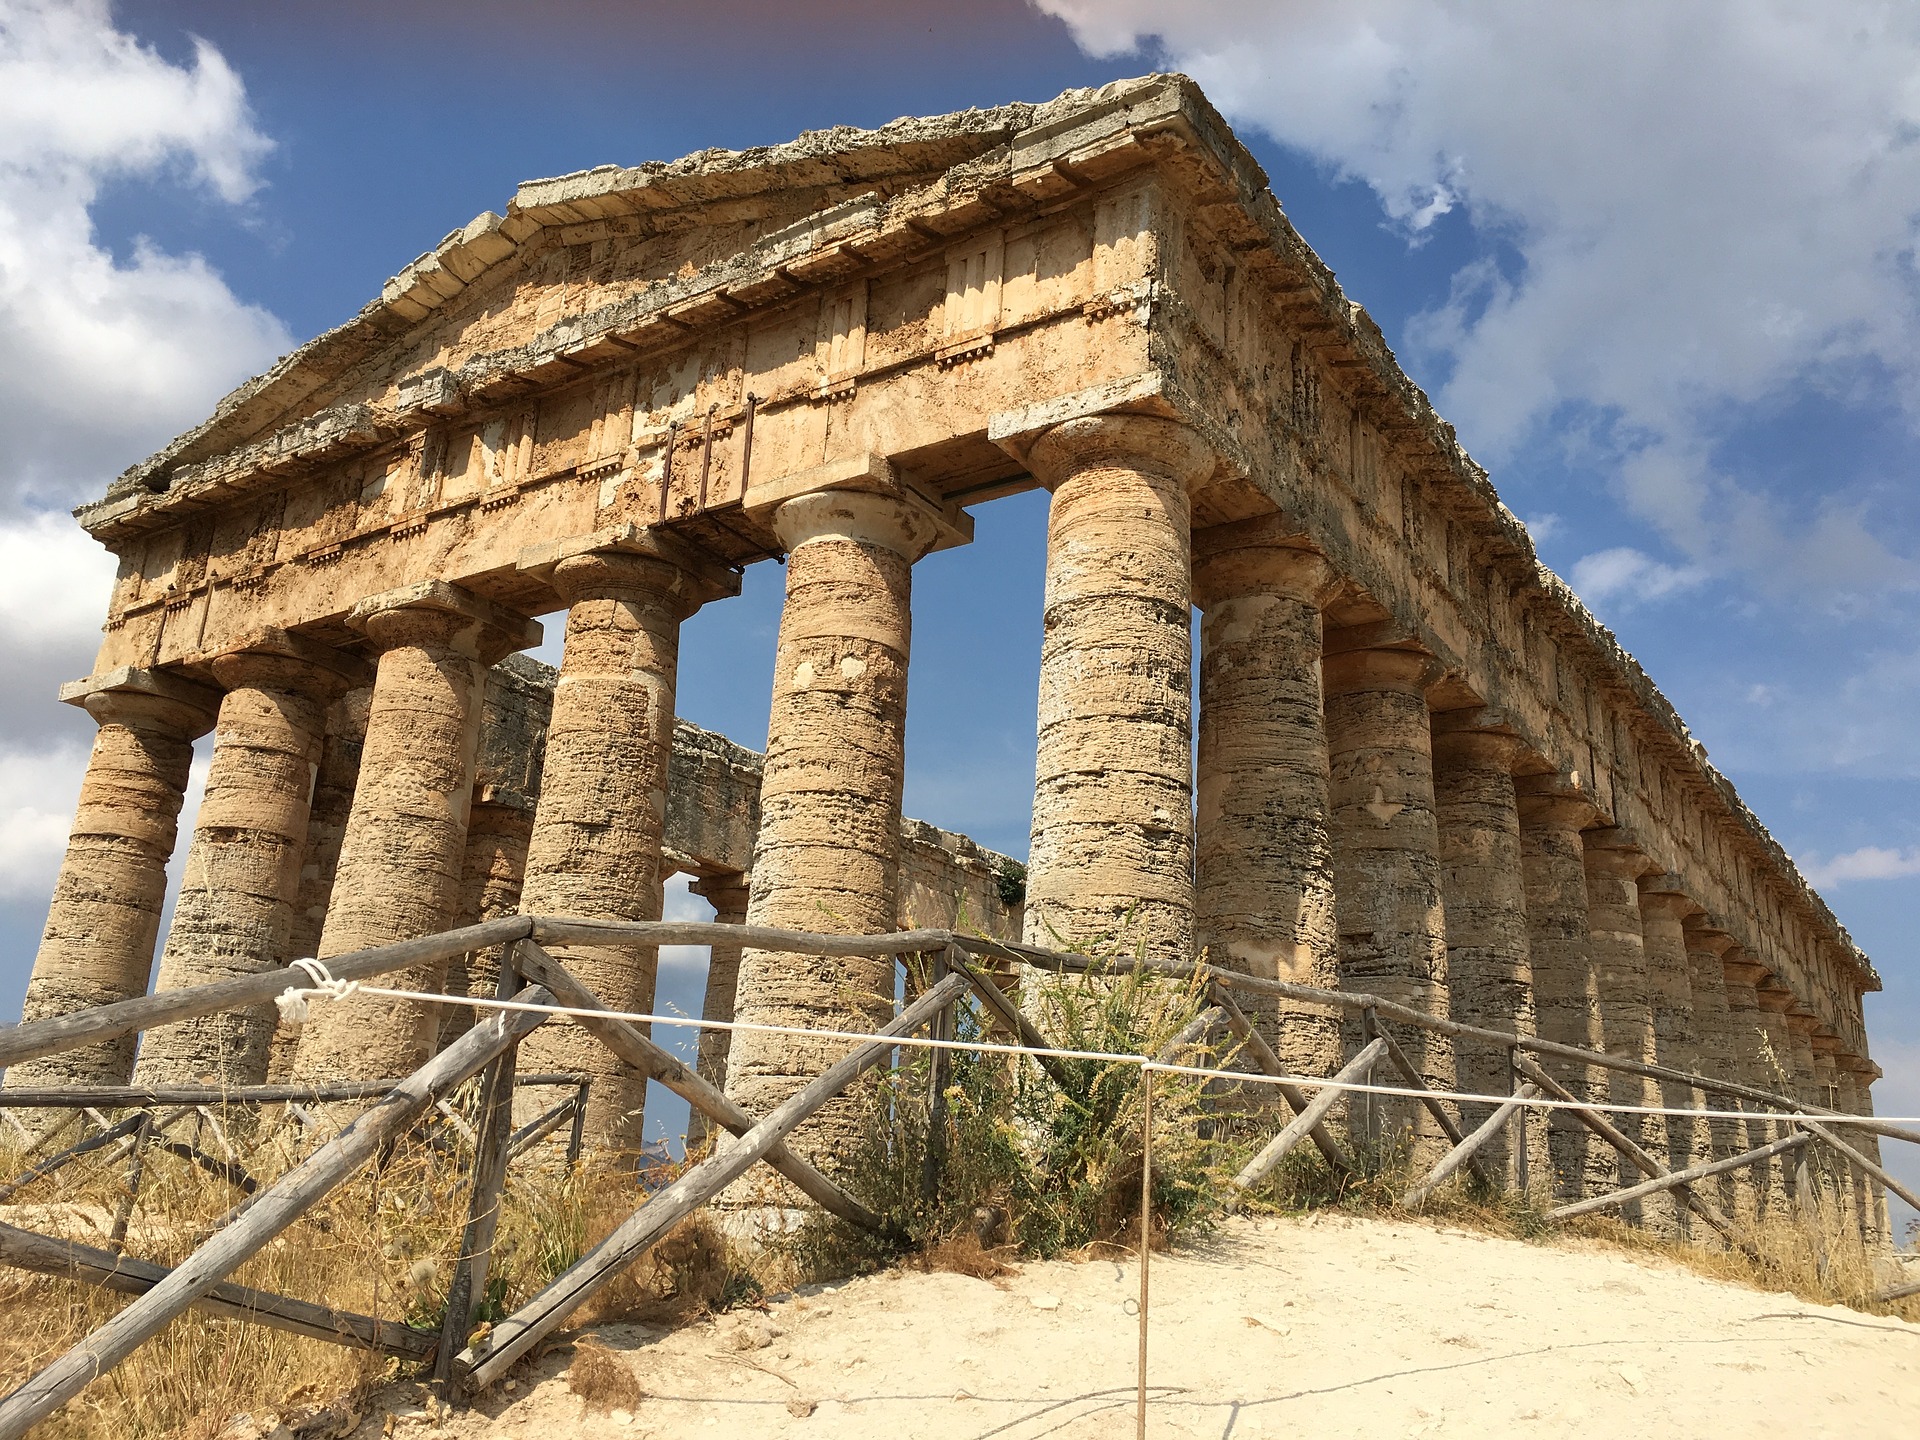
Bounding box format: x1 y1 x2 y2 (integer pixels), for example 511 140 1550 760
137 640 360 1086
1638 887 1709 1188
1722 954 1786 1217
438 794 535 1050
1192 531 1340 1075
1753 983 1799 1212
689 873 750 1149
1784 1014 1820 1109
724 488 939 1173
1324 644 1451 1155
1581 833 1670 1224
10 673 217 1090
1517 784 1598 1203
269 687 369 1080
1431 726 1535 1178
1683 924 1753 1219
292 585 536 1084
1021 414 1215 962
515 546 729 1149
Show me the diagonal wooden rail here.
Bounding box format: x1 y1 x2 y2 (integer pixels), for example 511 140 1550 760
0 913 1908 1427
0 992 554 1440
0 1221 437 1360
455 970 972 1389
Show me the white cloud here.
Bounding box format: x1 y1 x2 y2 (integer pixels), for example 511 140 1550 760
0 737 88 900
1520 512 1561 546
659 872 715 977
1568 546 1705 609
1036 1 1920 591
0 2 289 924
0 0 289 506
1798 845 1920 889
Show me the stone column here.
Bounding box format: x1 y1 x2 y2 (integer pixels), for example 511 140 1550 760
1683 921 1753 1219
1323 639 1451 1157
1191 522 1341 1076
1580 828 1671 1225
291 582 538 1085
1638 880 1710 1185
1516 778 1599 1203
1754 981 1799 1213
437 790 536 1050
1784 1012 1820 1107
1840 1056 1889 1242
688 872 750 1149
1430 716 1537 1181
8 668 217 1091
135 633 365 1087
268 686 369 1080
513 536 738 1151
1722 952 1784 1218
1021 414 1215 963
724 486 942 1181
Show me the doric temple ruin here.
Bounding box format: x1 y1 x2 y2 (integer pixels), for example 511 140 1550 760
5 76 1884 1226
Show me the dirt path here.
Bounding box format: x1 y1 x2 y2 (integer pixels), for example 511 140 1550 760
357 1213 1920 1439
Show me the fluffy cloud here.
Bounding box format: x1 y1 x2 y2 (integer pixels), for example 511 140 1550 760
0 0 290 506
1798 846 1920 888
1035 1 1920 591
1568 546 1705 611
0 1 287 919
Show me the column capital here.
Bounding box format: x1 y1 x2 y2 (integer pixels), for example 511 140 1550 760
1637 875 1700 924
1754 982 1796 1014
1682 918 1739 958
1722 950 1770 985
1783 1009 1821 1035
1191 520 1338 610
1025 412 1216 491
771 487 946 561
348 580 542 665
1582 826 1655 879
516 524 742 613
206 627 371 698
1320 642 1444 698
1430 727 1526 774
58 665 219 739
1515 772 1599 832
690 870 751 919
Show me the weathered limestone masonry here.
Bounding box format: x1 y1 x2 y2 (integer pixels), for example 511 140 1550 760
7 76 1883 1236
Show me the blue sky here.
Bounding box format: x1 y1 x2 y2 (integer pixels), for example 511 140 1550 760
0 2 1914 1224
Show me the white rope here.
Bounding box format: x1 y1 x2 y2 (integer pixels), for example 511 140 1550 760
280 976 1917 1129
272 957 361 1026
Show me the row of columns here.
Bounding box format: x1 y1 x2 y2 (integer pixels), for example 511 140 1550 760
8 411 1882 1240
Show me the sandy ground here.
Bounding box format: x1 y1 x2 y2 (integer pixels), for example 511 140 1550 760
347 1213 1920 1440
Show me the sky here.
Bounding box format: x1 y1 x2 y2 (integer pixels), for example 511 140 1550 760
0 1 1913 1228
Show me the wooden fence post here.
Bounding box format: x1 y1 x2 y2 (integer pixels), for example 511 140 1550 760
435 943 527 1387
0 990 553 1440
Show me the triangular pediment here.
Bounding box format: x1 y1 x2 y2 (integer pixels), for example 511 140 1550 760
92 76 1198 521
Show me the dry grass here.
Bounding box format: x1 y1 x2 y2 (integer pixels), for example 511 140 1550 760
1 991 1913 1434
0 1093 660 1438
565 1336 644 1414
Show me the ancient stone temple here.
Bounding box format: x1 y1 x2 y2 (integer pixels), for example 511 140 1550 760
6 76 1884 1229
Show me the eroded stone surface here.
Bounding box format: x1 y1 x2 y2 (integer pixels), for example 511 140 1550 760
1324 644 1451 1156
1194 529 1341 1076
1024 415 1214 964
723 489 931 1185
135 640 360 1086
1432 725 1537 1181
291 587 535 1086
12 674 215 1090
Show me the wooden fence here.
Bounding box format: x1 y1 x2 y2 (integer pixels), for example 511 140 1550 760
0 916 1912 1436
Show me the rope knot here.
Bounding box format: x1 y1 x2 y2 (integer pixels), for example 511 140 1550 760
274 957 361 1026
